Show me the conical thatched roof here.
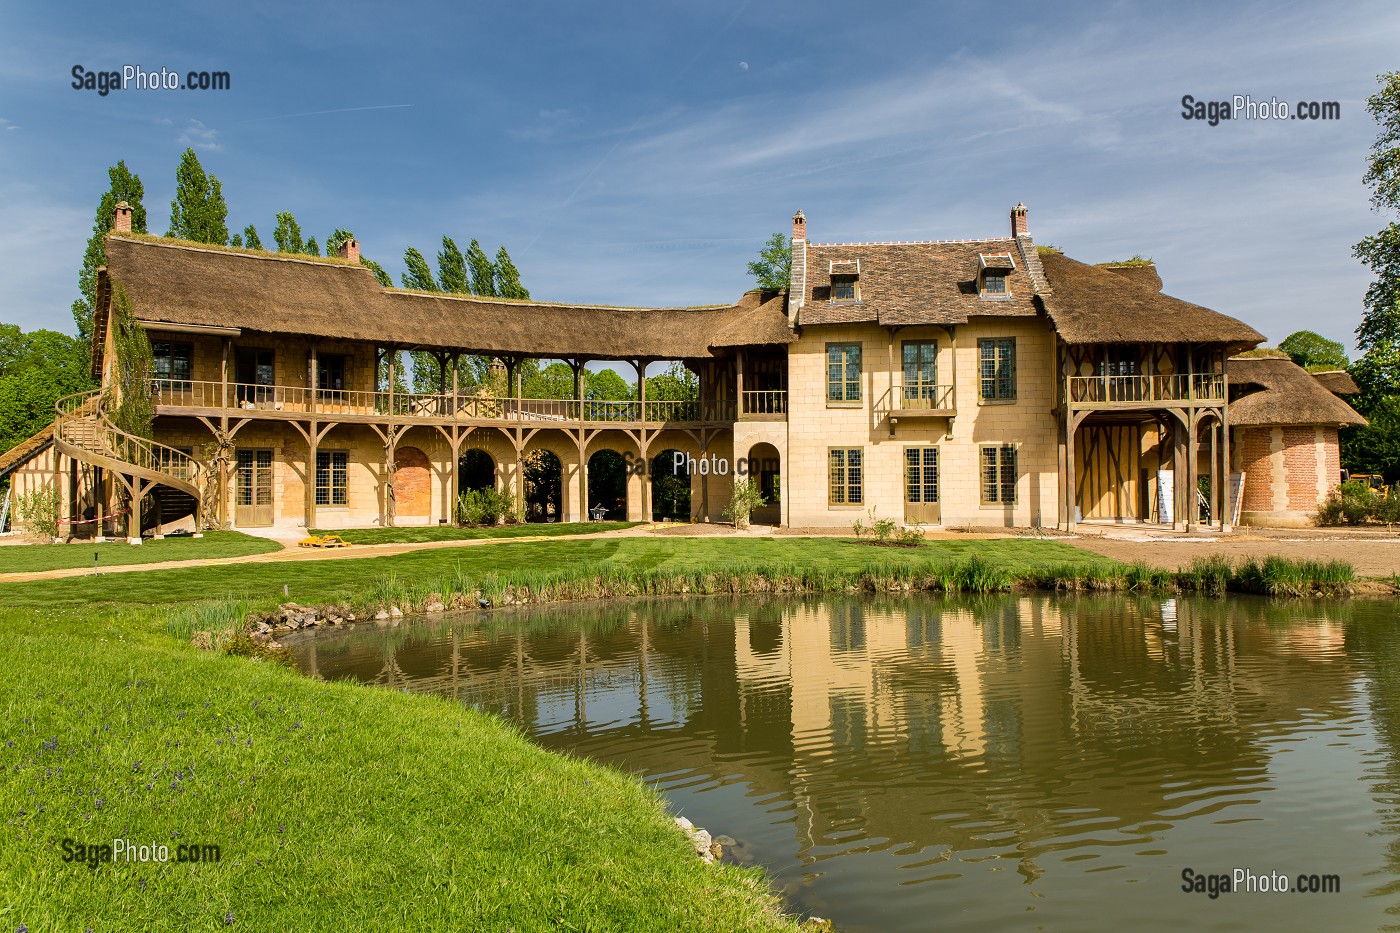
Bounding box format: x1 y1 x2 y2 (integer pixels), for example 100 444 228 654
1311 369 1360 395
1228 357 1366 427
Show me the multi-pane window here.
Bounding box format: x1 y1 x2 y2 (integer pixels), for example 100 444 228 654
831 274 859 301
827 343 862 403
828 448 863 505
905 447 939 503
978 338 1016 401
152 342 193 385
980 445 1018 504
982 272 1008 296
315 450 349 506
317 354 347 391
902 341 938 404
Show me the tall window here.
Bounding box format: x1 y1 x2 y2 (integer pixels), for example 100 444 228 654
902 341 938 404
978 338 1016 401
316 450 349 506
317 354 347 391
980 445 1017 504
905 447 939 503
152 341 193 385
827 343 862 403
828 448 864 505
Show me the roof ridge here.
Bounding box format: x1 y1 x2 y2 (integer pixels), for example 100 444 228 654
384 287 733 313
809 237 1017 247
108 233 368 272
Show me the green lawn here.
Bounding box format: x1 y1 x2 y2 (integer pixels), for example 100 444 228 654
0 535 1114 931
0 530 282 575
311 520 636 544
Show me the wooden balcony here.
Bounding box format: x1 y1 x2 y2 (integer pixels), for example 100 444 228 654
1066 373 1224 409
877 383 955 417
740 390 787 421
151 380 736 427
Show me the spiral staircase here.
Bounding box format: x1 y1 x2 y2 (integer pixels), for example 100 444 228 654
52 390 206 537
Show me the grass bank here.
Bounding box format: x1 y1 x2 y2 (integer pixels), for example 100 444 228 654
309 520 635 545
0 531 282 575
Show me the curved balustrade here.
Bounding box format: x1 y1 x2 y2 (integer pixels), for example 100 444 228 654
54 389 205 502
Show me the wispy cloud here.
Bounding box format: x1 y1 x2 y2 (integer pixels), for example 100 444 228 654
0 117 18 131
240 103 413 123
177 118 221 150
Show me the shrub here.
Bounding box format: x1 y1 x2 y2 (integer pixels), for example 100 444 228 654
456 487 512 526
1375 487 1400 528
723 478 766 530
15 485 62 540
1317 480 1378 525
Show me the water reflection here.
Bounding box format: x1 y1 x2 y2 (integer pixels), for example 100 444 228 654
291 595 1397 933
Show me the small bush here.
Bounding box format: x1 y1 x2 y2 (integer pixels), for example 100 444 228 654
15 485 62 540
456 487 512 527
223 633 297 669
1376 488 1400 528
1317 480 1378 525
723 478 766 530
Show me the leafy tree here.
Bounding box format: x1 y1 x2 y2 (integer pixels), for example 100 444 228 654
243 224 262 250
523 361 577 399
1279 330 1348 370
643 361 698 402
229 232 243 248
166 148 228 244
272 212 306 254
1344 71 1400 482
746 232 792 290
0 327 92 455
73 161 147 343
586 368 633 401
495 247 529 299
401 247 438 291
305 236 320 257
438 237 469 293
106 287 155 442
326 229 354 257
467 239 496 296
361 257 392 287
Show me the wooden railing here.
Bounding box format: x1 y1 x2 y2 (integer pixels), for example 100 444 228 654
877 382 955 413
1067 373 1224 405
152 379 733 425
741 390 787 418
55 390 205 489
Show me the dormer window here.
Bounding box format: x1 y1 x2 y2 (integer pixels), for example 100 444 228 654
978 253 1015 299
829 259 860 302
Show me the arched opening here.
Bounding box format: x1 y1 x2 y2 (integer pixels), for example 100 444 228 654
393 446 432 519
650 448 691 521
458 448 496 492
747 442 781 526
523 449 562 522
587 450 627 521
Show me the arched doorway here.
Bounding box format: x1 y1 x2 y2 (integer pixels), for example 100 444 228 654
524 449 562 522
394 447 432 520
587 450 627 521
458 448 496 492
747 443 781 526
650 449 691 521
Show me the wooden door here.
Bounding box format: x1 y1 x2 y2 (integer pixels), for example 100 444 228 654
901 340 938 408
904 447 941 524
235 449 274 526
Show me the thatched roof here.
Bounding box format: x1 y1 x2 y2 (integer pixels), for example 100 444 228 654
1098 262 1163 292
1311 369 1359 395
1038 252 1265 347
0 424 53 480
1228 357 1366 427
102 235 792 360
799 238 1043 327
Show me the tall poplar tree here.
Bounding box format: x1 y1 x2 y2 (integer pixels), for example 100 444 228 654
438 237 469 293
401 247 438 291
73 160 147 344
243 224 262 250
166 148 228 244
495 247 529 299
466 239 496 296
273 212 306 254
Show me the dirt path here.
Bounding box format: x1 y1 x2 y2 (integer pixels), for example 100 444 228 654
1068 529 1400 577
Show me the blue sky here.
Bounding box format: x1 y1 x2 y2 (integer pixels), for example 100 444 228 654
0 1 1396 354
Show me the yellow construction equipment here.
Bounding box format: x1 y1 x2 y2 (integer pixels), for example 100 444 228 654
298 534 351 548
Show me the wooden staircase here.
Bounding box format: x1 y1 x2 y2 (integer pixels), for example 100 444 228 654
53 391 205 533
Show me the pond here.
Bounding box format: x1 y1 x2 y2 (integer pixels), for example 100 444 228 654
289 595 1400 932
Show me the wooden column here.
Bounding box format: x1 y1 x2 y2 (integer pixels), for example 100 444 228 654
1066 412 1078 532
221 337 231 409
736 350 745 418
572 361 584 421
386 349 397 414
1221 386 1233 534
1172 415 1187 531
1209 418 1220 530
1186 414 1200 533
306 427 320 531
308 343 318 414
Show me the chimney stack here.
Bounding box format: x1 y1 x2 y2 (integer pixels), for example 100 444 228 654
113 200 132 233
337 237 360 264
1010 202 1028 238
791 209 806 242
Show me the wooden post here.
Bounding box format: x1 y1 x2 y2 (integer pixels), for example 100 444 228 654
1066 412 1078 532
221 337 230 409
451 353 459 418
306 426 319 531
572 360 584 421
386 349 397 415
1209 418 1220 530
308 343 318 414
1221 380 1233 534
1187 414 1200 533
636 359 647 423
736 350 746 419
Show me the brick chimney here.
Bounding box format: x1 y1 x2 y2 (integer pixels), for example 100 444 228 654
113 200 132 233
788 210 807 326
337 237 360 263
1010 202 1028 238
